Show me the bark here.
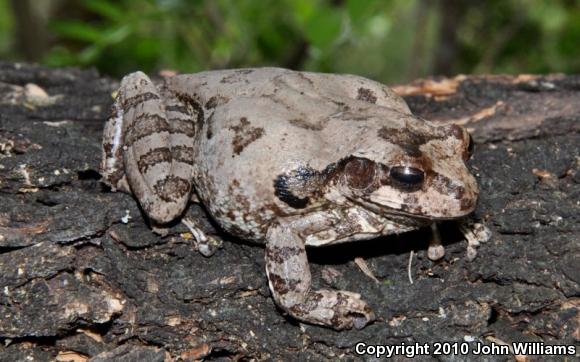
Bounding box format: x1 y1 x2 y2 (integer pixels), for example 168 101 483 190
0 64 578 361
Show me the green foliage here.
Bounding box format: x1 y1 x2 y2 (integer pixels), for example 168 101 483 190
38 0 421 79
42 0 301 75
0 0 13 58
1 0 580 82
455 0 580 75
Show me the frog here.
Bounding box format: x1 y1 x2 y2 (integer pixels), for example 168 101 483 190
101 68 480 330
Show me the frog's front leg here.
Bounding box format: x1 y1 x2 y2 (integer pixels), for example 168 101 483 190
115 72 196 225
265 221 375 330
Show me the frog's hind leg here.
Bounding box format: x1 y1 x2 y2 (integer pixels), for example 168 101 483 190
118 72 196 225
265 222 375 330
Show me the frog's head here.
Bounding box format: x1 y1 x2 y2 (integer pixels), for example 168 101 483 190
334 123 478 221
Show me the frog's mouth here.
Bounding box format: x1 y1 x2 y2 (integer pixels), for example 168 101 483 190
346 195 463 225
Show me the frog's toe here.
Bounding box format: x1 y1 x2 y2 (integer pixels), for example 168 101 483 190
428 244 445 261
182 218 222 257
332 292 375 330
197 236 223 257
295 289 375 330
337 304 375 330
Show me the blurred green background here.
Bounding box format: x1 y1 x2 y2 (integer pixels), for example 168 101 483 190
1 0 579 83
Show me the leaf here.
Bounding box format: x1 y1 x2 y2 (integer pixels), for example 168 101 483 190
304 7 343 49
99 25 132 46
79 44 102 64
289 0 316 25
51 21 104 43
81 0 125 21
346 0 381 25
43 46 78 66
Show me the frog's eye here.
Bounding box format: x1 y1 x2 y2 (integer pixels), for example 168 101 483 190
389 166 424 191
344 157 376 189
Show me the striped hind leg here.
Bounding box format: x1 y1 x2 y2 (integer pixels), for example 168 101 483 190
114 72 196 225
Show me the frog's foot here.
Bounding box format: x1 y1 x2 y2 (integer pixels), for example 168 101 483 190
182 218 222 257
458 219 492 261
265 223 375 330
289 289 374 330
427 223 445 261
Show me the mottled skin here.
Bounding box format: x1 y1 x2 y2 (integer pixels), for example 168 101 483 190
101 68 478 330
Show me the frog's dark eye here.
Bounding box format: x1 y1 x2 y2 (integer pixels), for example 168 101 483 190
344 157 376 189
389 166 424 191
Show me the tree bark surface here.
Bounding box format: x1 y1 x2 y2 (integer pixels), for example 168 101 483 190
0 64 578 361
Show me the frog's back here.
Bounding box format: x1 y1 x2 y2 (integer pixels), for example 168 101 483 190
166 68 410 114
164 68 414 239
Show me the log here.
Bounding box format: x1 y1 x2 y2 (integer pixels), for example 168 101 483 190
0 63 578 361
